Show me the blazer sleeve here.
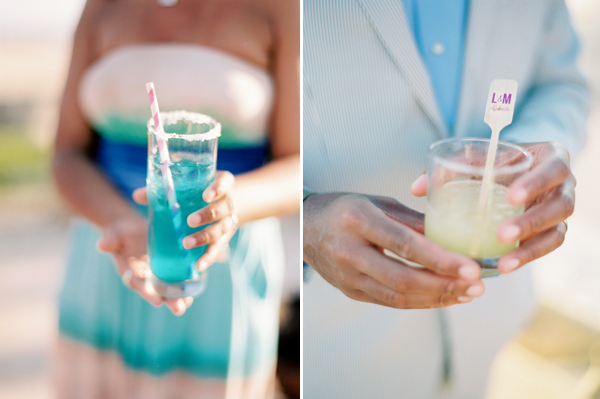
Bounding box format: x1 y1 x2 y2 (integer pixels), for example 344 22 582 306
500 0 591 157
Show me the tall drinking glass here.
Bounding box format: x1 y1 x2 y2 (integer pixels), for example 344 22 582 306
146 111 221 298
425 138 533 278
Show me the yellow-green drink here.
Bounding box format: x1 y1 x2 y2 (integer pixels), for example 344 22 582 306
425 180 524 260
425 138 532 277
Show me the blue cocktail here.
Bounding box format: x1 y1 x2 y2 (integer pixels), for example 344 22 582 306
146 111 220 298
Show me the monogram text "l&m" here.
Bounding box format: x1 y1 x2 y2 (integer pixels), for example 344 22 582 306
491 93 512 104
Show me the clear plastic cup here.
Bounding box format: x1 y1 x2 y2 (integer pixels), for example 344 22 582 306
425 138 532 278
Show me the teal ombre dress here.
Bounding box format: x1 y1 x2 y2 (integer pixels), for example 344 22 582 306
57 44 284 398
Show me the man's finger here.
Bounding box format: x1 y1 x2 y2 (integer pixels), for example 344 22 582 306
507 156 570 206
410 173 428 197
355 247 485 296
497 189 574 244
349 276 474 309
497 223 567 273
352 205 481 279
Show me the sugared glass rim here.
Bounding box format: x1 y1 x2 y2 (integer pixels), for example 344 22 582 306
147 110 221 141
429 137 533 176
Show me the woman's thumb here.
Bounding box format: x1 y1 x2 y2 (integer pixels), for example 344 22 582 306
97 228 120 253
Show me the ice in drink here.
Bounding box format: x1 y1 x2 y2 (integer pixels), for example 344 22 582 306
148 153 214 282
425 179 524 260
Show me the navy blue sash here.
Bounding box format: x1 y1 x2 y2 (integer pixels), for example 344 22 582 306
96 138 269 199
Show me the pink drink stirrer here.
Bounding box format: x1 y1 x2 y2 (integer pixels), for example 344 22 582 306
146 82 185 241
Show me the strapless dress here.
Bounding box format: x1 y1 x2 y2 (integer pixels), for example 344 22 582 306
56 44 284 399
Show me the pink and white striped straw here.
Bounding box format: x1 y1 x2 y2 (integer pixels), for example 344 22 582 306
146 82 184 239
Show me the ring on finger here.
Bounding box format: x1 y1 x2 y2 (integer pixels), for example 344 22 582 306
231 211 239 229
121 269 133 288
137 268 150 279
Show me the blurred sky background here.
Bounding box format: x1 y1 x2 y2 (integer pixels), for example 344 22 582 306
0 0 600 398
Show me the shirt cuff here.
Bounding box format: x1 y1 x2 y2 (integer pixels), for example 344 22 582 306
303 186 314 201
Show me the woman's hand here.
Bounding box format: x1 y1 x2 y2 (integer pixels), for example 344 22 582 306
411 141 574 274
134 170 238 273
184 171 238 271
303 193 486 309
96 213 194 316
495 142 574 273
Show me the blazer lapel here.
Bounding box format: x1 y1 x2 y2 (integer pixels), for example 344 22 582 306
358 0 448 138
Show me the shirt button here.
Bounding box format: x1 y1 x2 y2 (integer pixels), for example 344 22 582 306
431 43 445 55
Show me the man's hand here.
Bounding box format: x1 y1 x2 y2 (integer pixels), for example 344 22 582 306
411 141 574 274
303 193 486 309
495 142 574 273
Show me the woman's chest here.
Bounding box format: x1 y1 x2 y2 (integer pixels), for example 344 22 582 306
94 1 273 70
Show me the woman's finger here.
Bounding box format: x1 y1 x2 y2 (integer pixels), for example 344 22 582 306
354 246 485 297
164 298 190 316
507 156 570 206
111 251 192 313
126 265 193 314
187 195 236 228
195 229 235 272
112 254 131 276
203 171 235 203
132 187 149 205
182 216 235 249
115 256 164 307
184 297 194 308
97 228 121 253
497 223 567 274
129 273 163 307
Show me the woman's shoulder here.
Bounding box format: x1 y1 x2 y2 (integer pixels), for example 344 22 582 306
258 0 300 12
72 0 142 63
258 0 299 27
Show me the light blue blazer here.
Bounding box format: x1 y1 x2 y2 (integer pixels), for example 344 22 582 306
303 1 590 398
304 0 590 210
